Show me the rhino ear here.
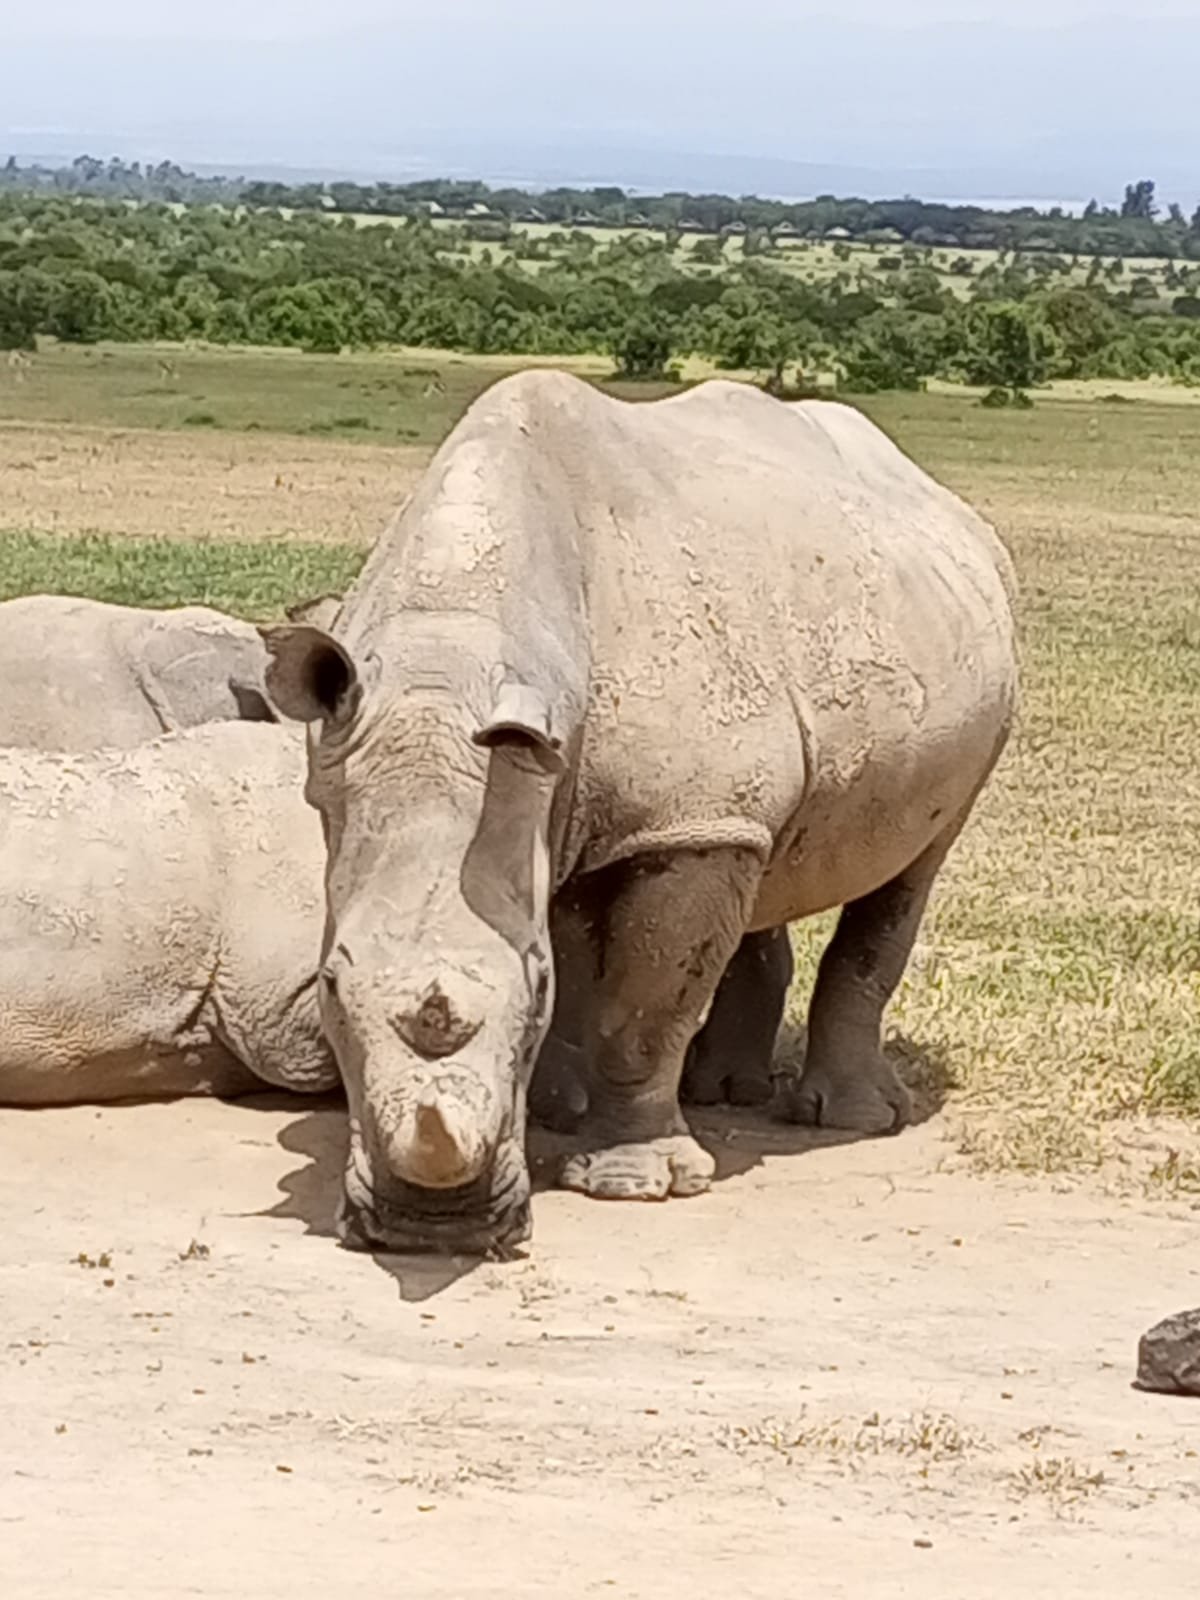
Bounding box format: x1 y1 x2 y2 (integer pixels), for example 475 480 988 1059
259 624 359 724
473 679 566 773
228 679 278 723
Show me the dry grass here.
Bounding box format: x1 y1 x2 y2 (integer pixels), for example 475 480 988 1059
2 343 1197 1173
718 1409 980 1467
0 421 414 546
1010 1454 1108 1512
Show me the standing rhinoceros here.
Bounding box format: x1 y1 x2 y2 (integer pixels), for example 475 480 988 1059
264 372 1018 1254
0 594 276 750
0 722 335 1104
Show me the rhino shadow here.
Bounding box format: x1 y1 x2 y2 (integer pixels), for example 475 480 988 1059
265 1099 507 1300
691 1026 954 1183
265 1096 347 1238
260 1026 952 1294
527 1026 954 1187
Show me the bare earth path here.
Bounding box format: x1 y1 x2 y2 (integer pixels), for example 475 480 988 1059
2 1100 1196 1598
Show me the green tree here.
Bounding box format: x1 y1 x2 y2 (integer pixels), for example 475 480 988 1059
1121 180 1157 222
0 271 38 349
1038 287 1120 377
963 302 1057 401
47 269 114 342
610 315 673 380
690 237 725 267
839 310 928 392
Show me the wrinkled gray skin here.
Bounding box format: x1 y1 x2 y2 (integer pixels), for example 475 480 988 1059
265 373 1017 1255
286 587 787 1122
532 915 794 1128
0 723 336 1105
0 595 276 750
681 928 794 1106
289 597 794 1119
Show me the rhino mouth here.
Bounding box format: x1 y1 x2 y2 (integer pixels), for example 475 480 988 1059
338 1140 531 1258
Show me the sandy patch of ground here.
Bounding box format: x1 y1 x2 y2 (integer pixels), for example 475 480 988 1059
2 1098 1197 1598
0 422 420 545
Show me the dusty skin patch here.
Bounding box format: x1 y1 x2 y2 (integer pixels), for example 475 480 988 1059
2 1100 1198 1597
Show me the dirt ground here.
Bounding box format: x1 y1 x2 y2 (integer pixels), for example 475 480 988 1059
2 1097 1197 1598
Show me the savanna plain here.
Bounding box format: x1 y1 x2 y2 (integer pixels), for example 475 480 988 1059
1 343 1198 1597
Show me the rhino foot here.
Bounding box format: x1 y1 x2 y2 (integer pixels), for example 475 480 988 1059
785 1058 911 1135
680 1048 773 1107
559 1134 715 1200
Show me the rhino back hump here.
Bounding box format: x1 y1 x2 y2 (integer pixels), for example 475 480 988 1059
336 373 1016 876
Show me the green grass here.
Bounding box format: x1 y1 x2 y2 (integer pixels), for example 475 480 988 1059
0 529 364 620
0 343 490 442
0 342 688 441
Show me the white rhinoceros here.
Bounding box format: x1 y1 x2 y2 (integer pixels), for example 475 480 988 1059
0 594 277 750
264 372 1018 1254
0 722 335 1104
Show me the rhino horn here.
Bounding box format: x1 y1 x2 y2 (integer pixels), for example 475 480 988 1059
385 1097 488 1190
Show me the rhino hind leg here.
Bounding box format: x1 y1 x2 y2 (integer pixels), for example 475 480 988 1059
528 1032 590 1132
527 884 604 1133
785 821 962 1136
680 927 794 1106
557 846 761 1201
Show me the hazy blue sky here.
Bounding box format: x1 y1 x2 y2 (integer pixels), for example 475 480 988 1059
6 3 1199 203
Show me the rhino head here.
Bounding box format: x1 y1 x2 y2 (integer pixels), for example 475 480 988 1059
263 620 567 1256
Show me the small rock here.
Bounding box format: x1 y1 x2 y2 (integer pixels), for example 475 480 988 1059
1137 1308 1200 1395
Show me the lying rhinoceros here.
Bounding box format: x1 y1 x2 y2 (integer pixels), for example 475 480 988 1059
0 722 335 1104
0 594 276 750
264 372 1018 1254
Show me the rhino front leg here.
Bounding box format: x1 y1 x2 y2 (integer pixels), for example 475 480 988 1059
681 927 794 1106
787 823 960 1135
559 847 761 1201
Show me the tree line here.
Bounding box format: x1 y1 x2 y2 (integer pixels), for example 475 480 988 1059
3 191 1200 396
5 156 1200 261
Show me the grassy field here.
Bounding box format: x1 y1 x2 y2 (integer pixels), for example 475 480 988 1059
1 343 1196 1181
0 343 692 440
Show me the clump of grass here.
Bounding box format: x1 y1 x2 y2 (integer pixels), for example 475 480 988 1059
0 530 365 621
182 410 220 427
1010 1454 1106 1511
308 414 376 434
1143 1042 1200 1117
1146 1149 1200 1197
719 1409 979 1467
